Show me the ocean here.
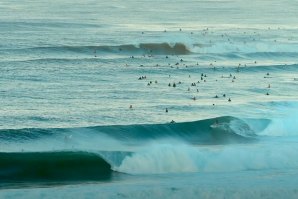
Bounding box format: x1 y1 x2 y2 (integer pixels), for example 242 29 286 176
1 0 298 198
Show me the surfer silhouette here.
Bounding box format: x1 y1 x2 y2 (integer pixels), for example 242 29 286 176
210 119 219 128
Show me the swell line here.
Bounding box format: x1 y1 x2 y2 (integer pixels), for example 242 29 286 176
0 42 191 56
0 116 261 145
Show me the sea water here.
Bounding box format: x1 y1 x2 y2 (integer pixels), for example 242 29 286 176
1 0 298 198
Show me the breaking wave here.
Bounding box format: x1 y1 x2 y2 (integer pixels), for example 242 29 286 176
3 43 191 56
0 116 257 147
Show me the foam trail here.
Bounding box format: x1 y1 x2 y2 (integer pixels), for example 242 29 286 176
115 141 298 174
261 117 298 136
259 103 298 136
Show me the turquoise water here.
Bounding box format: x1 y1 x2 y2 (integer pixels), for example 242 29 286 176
1 0 298 198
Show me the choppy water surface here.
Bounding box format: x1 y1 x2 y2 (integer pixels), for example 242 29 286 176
1 0 298 198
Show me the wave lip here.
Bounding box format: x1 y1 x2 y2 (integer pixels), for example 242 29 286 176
0 151 112 183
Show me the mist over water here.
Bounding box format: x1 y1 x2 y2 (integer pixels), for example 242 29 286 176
1 0 298 198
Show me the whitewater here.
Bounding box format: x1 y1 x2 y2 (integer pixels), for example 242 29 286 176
1 0 298 198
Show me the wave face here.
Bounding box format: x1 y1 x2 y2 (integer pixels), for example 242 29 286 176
0 151 112 183
93 116 257 144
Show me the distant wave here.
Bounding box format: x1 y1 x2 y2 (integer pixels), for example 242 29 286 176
245 52 298 58
7 43 191 56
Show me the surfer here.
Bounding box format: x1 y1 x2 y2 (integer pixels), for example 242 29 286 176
210 119 219 128
64 135 72 143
